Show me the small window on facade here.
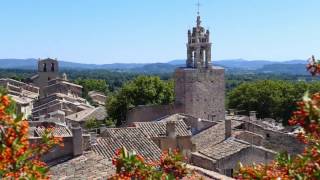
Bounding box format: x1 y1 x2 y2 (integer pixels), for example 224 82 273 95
266 133 270 138
225 169 234 177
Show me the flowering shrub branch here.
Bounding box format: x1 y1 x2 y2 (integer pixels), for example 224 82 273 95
0 90 63 179
109 147 198 179
236 56 320 179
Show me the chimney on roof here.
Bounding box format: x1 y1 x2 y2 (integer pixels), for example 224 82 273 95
99 124 107 134
71 124 83 156
166 121 176 138
229 109 236 116
249 111 257 121
225 118 232 139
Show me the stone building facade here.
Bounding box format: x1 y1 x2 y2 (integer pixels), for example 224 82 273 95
88 91 107 106
0 78 39 119
29 58 108 125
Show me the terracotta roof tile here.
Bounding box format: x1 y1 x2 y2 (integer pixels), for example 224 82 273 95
34 126 72 137
134 120 192 138
50 152 114 179
192 120 243 149
199 139 249 160
93 128 161 162
66 107 107 122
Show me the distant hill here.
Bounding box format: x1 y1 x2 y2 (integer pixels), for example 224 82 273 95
0 59 38 69
258 63 308 75
168 59 307 70
0 58 309 75
129 63 179 73
0 59 146 70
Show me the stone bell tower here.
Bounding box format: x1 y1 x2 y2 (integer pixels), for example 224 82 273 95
187 15 211 69
174 14 225 122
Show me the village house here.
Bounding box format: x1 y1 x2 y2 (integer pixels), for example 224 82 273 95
0 78 39 119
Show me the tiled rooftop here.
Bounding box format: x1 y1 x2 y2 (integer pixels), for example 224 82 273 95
50 152 114 180
34 126 72 137
94 128 162 162
66 106 107 122
134 120 192 138
156 113 187 122
199 139 249 160
192 120 243 150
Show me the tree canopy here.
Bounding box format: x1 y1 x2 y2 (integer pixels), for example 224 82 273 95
228 80 320 124
236 56 320 179
106 75 174 125
75 79 109 95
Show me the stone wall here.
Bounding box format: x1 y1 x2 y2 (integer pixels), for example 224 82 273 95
244 122 304 154
179 114 216 134
215 146 275 173
191 146 275 176
34 95 61 107
16 102 33 120
235 131 264 146
44 80 82 98
0 78 39 94
191 152 217 170
125 104 183 126
153 136 194 159
29 130 90 164
174 67 225 122
32 101 63 118
29 136 73 163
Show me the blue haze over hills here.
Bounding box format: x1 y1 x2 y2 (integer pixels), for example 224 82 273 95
0 58 308 75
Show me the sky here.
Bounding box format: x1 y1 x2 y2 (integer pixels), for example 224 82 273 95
0 0 319 64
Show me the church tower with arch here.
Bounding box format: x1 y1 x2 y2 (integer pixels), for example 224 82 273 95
174 13 225 121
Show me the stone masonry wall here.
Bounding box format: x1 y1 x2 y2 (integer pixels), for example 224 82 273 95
244 122 304 154
191 152 217 171
29 137 73 163
235 131 264 146
191 146 275 175
125 104 183 126
174 67 225 121
216 146 275 172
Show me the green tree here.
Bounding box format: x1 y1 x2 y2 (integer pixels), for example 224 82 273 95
106 76 174 125
74 79 109 106
228 80 320 124
75 79 109 95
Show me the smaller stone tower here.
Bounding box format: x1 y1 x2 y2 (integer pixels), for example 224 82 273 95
33 58 60 96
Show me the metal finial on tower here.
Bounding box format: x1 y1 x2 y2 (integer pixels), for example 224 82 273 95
196 0 201 15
